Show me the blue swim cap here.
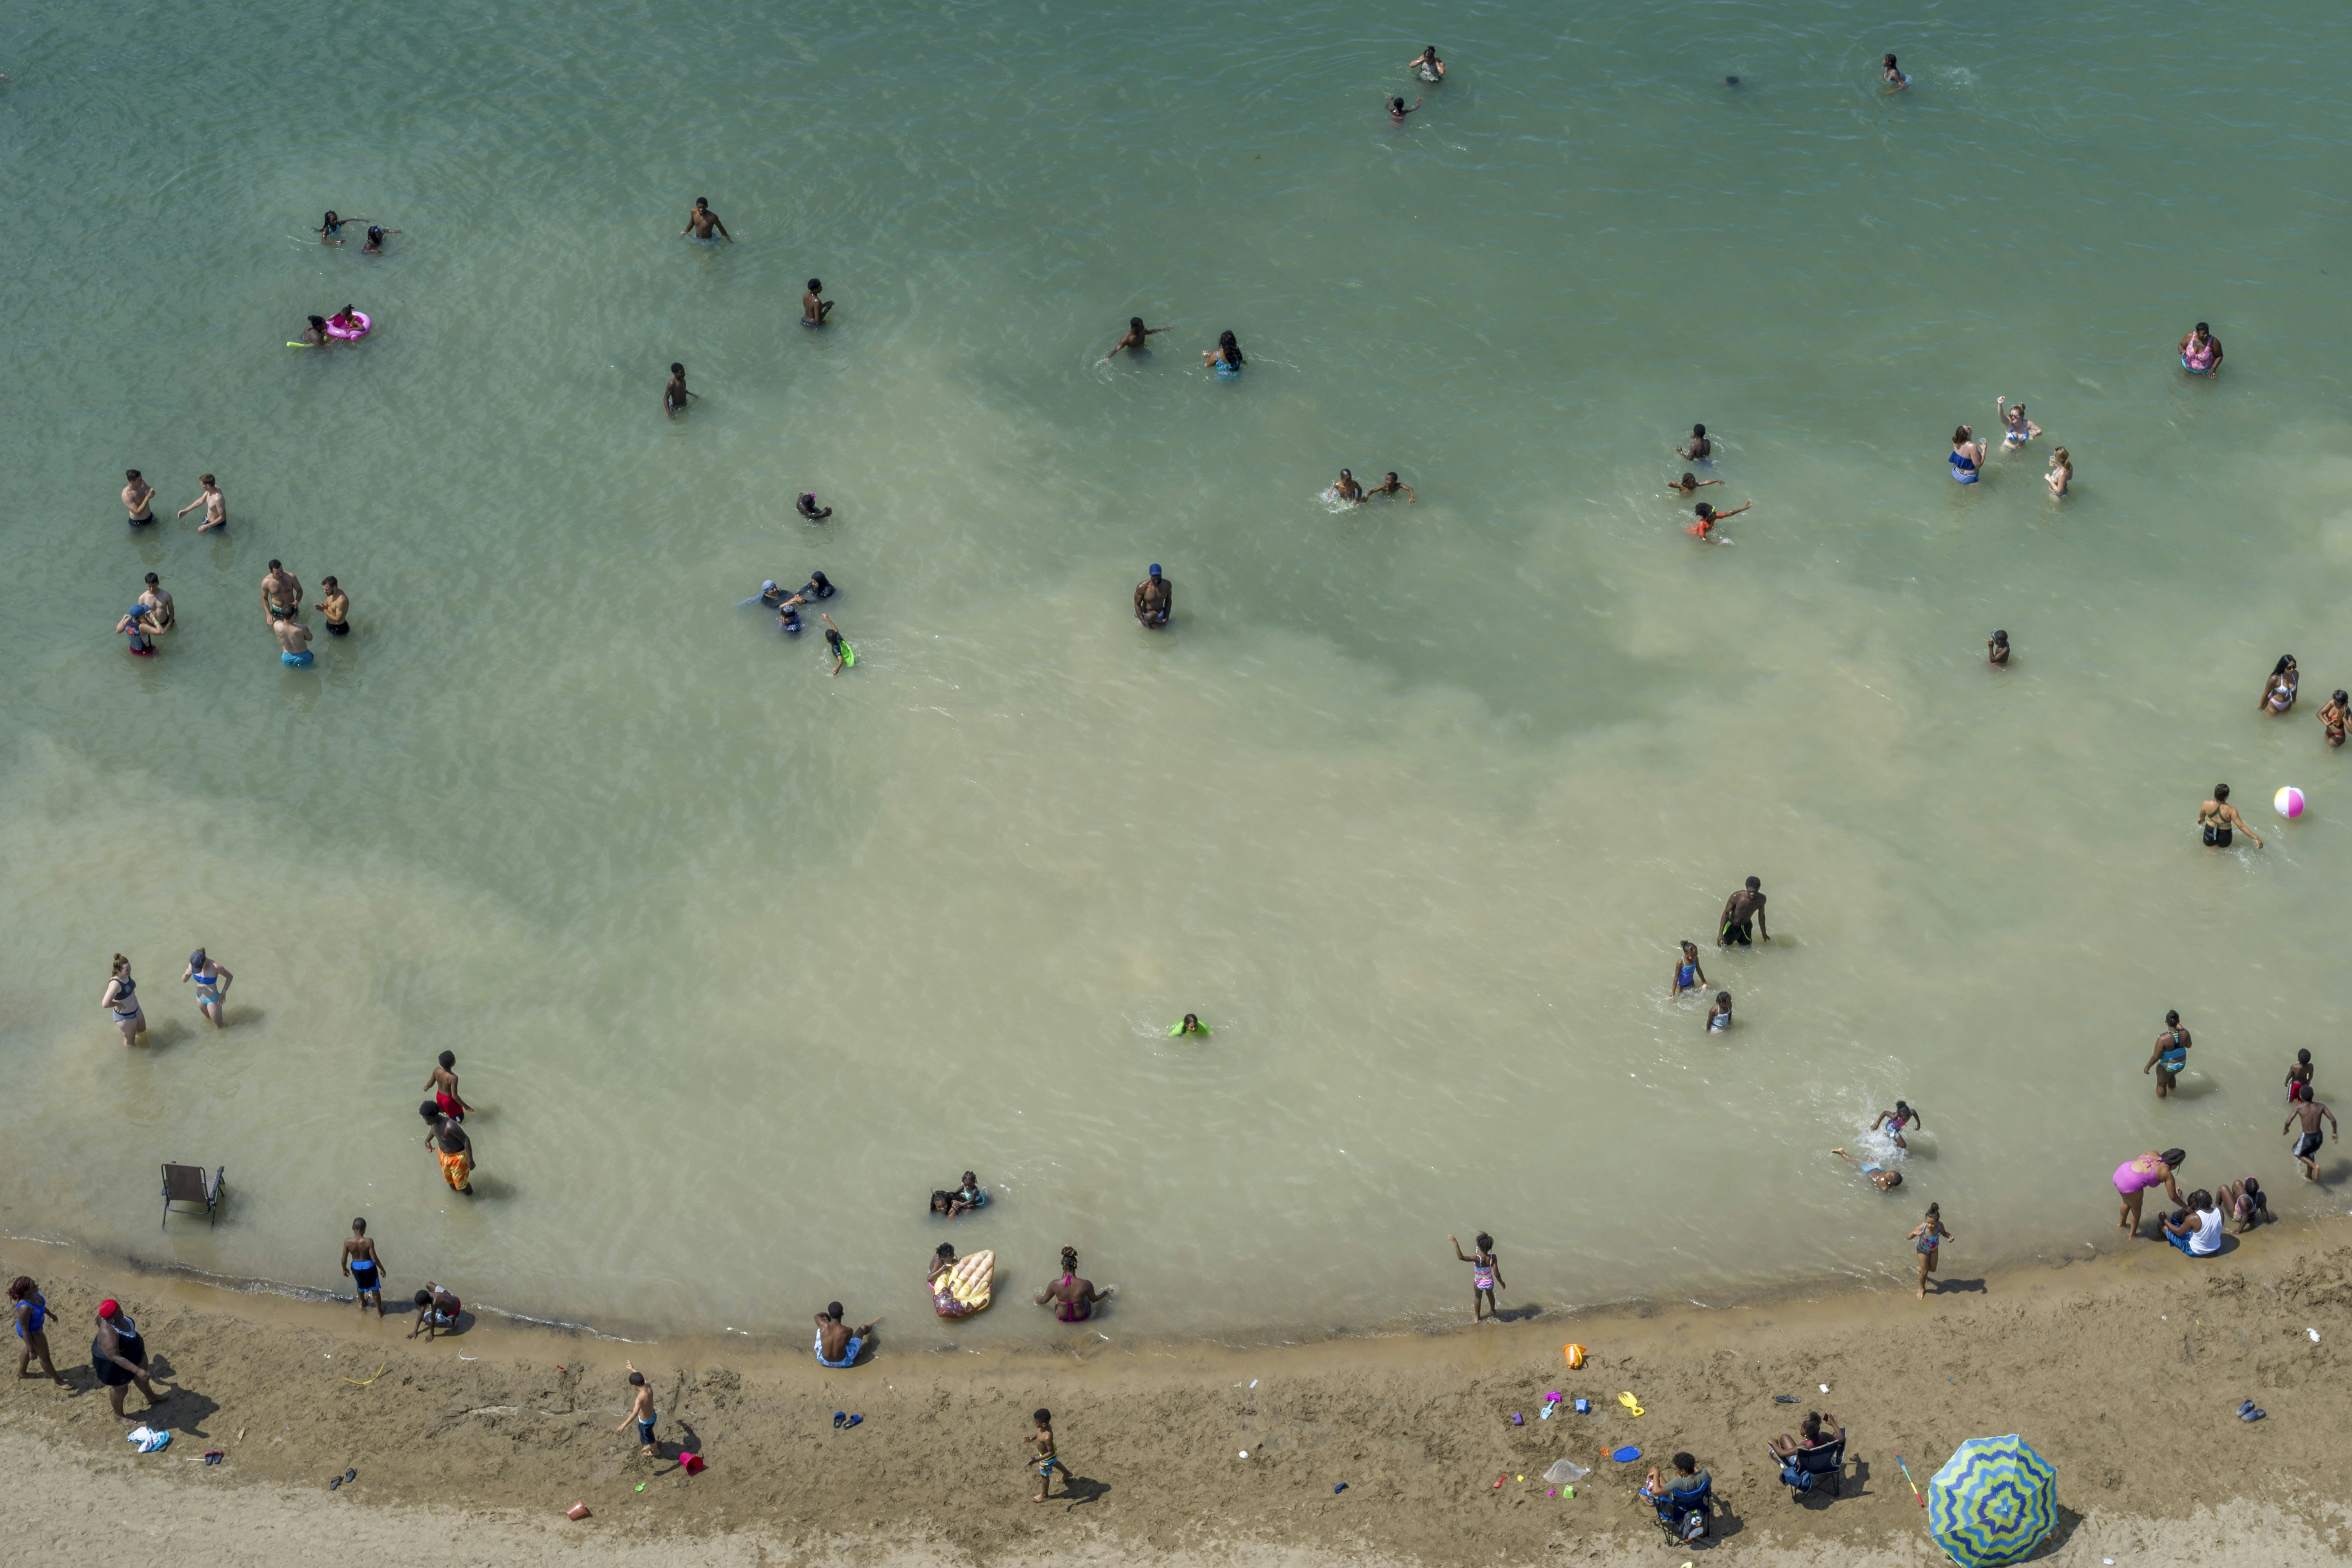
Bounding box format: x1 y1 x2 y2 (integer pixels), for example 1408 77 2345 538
189 950 205 967
1149 564 1162 577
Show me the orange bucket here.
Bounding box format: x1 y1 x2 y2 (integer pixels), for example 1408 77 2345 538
1563 1344 1586 1369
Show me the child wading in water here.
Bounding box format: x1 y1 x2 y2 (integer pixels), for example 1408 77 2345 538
1908 1203 1954 1299
1028 1408 1062 1502
1670 940 1707 997
1449 1232 1503 1321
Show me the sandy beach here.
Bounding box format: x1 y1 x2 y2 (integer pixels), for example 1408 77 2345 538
7 1221 2351 1566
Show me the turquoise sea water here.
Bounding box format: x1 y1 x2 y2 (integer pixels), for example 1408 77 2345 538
5 0 2352 1341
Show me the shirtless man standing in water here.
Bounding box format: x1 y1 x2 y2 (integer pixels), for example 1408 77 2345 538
2199 783 2261 849
1718 876 1769 946
176 474 227 532
122 470 157 526
1134 564 1171 628
261 560 302 622
681 198 730 241
2286 1085 2337 1182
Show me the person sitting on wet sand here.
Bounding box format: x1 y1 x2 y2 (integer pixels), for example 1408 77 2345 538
1686 498 1751 539
408 1283 462 1339
419 1102 475 1195
814 1302 876 1366
2218 1176 2270 1232
1830 1148 1902 1192
1365 471 1415 502
1034 1246 1112 1322
2163 1191 2224 1257
797 492 832 521
2321 691 2348 749
1988 629 2009 665
1102 316 1167 361
2199 783 2261 849
2260 655 2298 714
1670 941 1707 998
1667 472 1722 497
1330 468 1365 504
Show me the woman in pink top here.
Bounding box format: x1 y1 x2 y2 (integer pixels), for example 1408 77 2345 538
2114 1149 2186 1240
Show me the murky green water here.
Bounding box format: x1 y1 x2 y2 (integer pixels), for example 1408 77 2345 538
4 0 2350 1340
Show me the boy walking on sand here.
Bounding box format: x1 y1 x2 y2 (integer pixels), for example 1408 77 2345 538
1028 1408 1061 1502
616 1363 657 1457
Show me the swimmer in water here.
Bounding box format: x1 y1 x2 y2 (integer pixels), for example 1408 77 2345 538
2046 446 2071 498
803 279 833 326
122 470 156 526
682 197 730 241
1330 468 1365 504
2199 782 2262 850
1203 330 1245 374
1134 563 1171 628
1667 471 1722 497
1686 498 1751 539
2180 321 2223 375
317 576 350 635
801 570 835 600
780 604 804 635
2321 690 2348 748
664 363 695 416
180 949 232 1029
271 608 314 668
1831 1147 1903 1192
1872 1100 1923 1149
1102 316 1168 361
299 315 329 347
2145 1009 2191 1099
115 602 163 657
1387 95 1423 122
1881 53 1909 91
1950 425 1986 484
822 613 853 675
1988 629 2009 665
1670 940 1707 998
175 474 227 532
139 573 174 635
1174 1013 1208 1036
1409 45 1445 83
1995 396 2040 448
328 304 365 342
2260 655 2298 715
361 225 401 253
1705 991 1732 1033
1365 472 1415 501
261 560 302 623
1677 423 1712 461
318 211 367 245
797 492 832 521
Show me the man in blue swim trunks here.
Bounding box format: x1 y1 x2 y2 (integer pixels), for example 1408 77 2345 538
1134 564 1171 628
272 609 314 667
814 1302 875 1367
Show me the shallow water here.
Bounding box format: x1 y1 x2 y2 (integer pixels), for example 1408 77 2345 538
4 0 2352 1343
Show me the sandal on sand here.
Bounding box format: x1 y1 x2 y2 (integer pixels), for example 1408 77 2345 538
2241 1406 2266 1422
845 1414 863 1428
832 1411 846 1428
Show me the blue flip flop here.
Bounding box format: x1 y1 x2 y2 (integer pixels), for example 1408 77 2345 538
846 1414 863 1428
832 1411 846 1428
2241 1406 2266 1423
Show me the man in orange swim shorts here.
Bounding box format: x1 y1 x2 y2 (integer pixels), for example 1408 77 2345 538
419 1102 475 1195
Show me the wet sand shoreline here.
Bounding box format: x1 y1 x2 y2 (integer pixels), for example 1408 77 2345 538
7 1219 2351 1565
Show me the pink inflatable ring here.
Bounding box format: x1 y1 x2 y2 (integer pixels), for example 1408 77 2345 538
325 309 372 341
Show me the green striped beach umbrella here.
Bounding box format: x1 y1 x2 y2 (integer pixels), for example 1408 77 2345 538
1927 1434 2056 1567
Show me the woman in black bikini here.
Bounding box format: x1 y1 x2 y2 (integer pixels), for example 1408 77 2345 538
2199 783 2261 849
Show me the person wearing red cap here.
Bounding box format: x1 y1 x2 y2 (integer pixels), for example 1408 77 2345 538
92 1300 164 1421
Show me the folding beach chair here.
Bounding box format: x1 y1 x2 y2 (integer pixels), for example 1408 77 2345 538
161 1163 224 1228
1771 1434 1846 1497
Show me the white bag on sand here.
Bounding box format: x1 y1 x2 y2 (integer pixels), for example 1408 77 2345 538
1543 1459 1588 1485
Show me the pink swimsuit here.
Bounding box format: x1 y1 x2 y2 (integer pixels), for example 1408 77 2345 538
2114 1156 2167 1196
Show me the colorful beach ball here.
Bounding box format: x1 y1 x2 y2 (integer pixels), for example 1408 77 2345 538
2276 786 2306 820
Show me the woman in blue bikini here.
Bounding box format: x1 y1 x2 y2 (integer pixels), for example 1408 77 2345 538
1949 425 1986 484
11 1277 67 1386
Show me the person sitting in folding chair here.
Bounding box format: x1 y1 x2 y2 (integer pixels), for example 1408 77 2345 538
1769 1410 1847 1495
1637 1452 1713 1542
